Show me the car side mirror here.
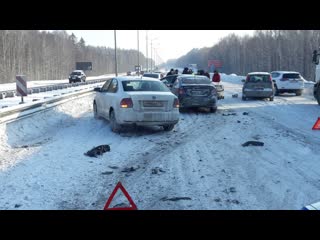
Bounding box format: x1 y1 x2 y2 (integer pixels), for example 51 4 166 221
94 87 101 92
272 79 276 83
241 79 245 83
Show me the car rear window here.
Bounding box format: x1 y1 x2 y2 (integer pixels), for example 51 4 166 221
247 75 271 83
282 73 301 79
122 80 170 92
71 72 82 75
143 74 159 79
181 76 211 84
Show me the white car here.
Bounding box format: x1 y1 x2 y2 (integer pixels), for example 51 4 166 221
142 73 162 80
93 76 180 132
271 71 304 96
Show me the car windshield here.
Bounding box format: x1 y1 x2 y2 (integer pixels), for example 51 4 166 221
247 75 270 83
71 72 82 75
181 76 211 84
283 73 301 79
143 74 159 79
122 80 170 92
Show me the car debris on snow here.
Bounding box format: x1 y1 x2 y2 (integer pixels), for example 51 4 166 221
242 141 264 147
84 145 110 157
232 94 238 98
161 197 192 201
151 167 166 174
222 113 237 116
101 171 113 175
121 166 140 173
108 165 119 169
243 112 249 115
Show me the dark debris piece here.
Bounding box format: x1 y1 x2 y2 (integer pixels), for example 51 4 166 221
222 113 237 116
84 145 110 157
242 141 264 147
122 166 139 173
161 197 192 201
243 112 249 115
101 171 113 175
151 167 166 174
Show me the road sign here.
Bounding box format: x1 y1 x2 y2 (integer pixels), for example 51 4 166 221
208 60 223 68
104 182 137 210
16 75 28 104
312 117 320 130
76 62 92 71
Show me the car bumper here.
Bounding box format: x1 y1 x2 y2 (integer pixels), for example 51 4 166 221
243 89 273 98
117 108 179 126
179 96 217 108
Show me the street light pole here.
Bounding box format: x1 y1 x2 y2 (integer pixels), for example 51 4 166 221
146 30 148 72
137 30 140 75
114 30 118 77
150 39 153 72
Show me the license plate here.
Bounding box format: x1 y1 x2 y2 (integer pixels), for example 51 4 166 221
192 91 202 95
143 101 163 107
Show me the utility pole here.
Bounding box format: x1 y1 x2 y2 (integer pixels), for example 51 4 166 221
137 30 140 75
114 30 118 77
146 30 148 72
151 40 153 72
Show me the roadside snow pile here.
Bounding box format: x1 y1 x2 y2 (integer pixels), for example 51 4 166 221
0 94 94 170
221 74 245 83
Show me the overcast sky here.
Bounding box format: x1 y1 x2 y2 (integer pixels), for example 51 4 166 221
66 30 255 63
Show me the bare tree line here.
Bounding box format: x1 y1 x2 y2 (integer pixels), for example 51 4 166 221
174 30 320 81
0 30 151 84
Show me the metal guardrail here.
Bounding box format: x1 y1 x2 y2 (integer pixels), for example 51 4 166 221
0 78 108 99
0 78 112 124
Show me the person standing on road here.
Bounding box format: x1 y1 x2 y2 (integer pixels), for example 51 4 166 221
212 70 221 83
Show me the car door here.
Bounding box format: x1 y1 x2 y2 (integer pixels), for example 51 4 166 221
104 78 119 119
97 79 112 118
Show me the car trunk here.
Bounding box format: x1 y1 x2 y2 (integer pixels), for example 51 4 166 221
181 84 214 97
127 92 174 112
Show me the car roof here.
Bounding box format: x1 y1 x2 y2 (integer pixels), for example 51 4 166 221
247 72 270 75
115 76 161 82
271 71 300 74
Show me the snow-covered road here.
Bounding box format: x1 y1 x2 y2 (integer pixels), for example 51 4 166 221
0 75 319 210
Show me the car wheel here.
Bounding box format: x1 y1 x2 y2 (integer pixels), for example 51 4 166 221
93 102 99 119
163 124 175 131
270 96 274 101
110 110 121 133
295 90 302 96
210 106 217 113
274 85 279 96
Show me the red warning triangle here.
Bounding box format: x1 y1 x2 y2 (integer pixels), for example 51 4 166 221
312 117 320 130
103 182 137 210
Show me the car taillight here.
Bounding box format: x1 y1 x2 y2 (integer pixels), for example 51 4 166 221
178 88 185 95
246 76 250 82
211 88 217 96
269 76 272 81
173 98 179 108
120 98 133 108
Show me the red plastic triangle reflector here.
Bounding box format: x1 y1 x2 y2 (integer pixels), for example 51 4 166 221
312 117 320 130
103 182 137 210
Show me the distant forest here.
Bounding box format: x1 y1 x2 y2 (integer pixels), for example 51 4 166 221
0 30 152 83
173 30 320 81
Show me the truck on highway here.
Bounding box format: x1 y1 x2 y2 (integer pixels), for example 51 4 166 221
312 49 320 105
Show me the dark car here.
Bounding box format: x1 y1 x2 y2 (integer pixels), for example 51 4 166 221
160 74 180 88
69 70 86 83
242 72 274 101
171 75 218 113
